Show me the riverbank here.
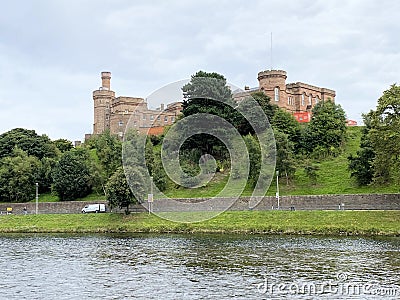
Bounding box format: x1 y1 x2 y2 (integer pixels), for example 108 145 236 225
0 210 399 236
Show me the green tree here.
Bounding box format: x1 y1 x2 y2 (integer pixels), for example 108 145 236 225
271 108 302 150
0 128 58 159
274 129 296 185
348 115 375 185
234 92 276 135
304 100 347 157
37 157 58 193
0 148 40 202
85 130 122 179
251 91 277 122
368 84 400 185
53 139 73 153
181 71 235 158
52 148 92 201
243 134 261 188
106 167 138 215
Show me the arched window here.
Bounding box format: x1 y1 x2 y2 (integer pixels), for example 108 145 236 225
301 94 305 106
308 94 312 105
315 96 319 104
274 87 280 102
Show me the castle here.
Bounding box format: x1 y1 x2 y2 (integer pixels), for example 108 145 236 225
91 70 336 137
91 72 182 138
234 69 336 122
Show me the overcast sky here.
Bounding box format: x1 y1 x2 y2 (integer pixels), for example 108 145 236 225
1 0 399 141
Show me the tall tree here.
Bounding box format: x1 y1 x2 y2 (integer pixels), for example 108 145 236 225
234 92 276 136
274 129 296 185
53 139 73 153
368 84 400 185
304 100 347 157
106 167 139 215
52 148 92 201
271 108 302 150
86 130 122 179
0 148 40 202
180 71 235 158
0 128 58 159
348 114 375 186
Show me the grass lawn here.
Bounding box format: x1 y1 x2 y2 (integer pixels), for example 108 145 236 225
1 210 399 236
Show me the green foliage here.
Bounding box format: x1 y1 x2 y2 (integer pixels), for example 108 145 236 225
0 148 40 202
274 129 296 184
37 157 58 193
368 84 400 185
234 92 276 135
0 128 58 159
106 167 137 215
85 130 122 179
51 148 92 201
348 116 375 185
53 139 73 153
251 91 277 122
243 134 261 188
181 71 235 159
272 109 302 151
303 100 347 157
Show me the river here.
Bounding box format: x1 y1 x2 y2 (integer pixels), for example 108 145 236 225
0 234 398 299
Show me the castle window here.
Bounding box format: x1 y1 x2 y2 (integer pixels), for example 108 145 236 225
171 116 175 122
143 115 146 120
157 116 161 121
274 87 279 102
301 94 305 106
150 115 154 120
308 95 312 105
164 116 168 122
315 96 319 104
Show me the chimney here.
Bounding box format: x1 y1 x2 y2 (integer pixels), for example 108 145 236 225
101 72 111 90
160 103 165 110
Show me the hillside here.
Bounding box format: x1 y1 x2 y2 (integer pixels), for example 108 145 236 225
162 126 399 198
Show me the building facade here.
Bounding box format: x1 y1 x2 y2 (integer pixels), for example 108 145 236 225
234 69 336 115
92 72 182 138
91 69 337 139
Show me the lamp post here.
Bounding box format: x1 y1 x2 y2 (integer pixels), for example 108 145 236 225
148 176 154 214
35 183 39 215
276 171 279 210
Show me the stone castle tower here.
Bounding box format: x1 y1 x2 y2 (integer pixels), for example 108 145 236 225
91 72 182 138
257 69 335 113
258 70 288 109
92 72 114 134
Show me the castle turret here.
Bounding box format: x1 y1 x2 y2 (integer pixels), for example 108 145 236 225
93 71 115 134
258 70 287 105
101 71 111 90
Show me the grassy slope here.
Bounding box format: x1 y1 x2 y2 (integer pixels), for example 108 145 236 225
0 211 399 236
31 127 398 202
163 126 399 198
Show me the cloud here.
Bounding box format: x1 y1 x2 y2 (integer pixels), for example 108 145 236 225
0 0 399 140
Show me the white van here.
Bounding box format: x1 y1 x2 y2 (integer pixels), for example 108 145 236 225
81 204 106 213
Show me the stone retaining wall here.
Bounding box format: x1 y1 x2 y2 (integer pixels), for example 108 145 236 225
0 194 399 215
